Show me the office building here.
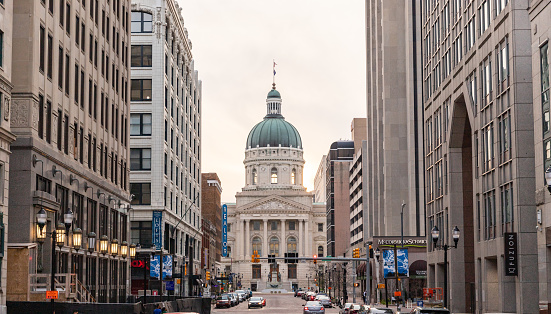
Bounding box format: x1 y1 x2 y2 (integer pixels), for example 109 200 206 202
129 0 202 297
8 0 132 303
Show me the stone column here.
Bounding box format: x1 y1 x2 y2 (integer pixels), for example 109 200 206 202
239 219 244 260
263 219 268 257
280 219 286 256
305 219 310 256
298 219 303 256
245 220 250 257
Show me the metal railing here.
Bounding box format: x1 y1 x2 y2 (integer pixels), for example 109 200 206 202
29 273 96 303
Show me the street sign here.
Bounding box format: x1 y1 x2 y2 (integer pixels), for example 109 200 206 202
46 291 58 299
394 291 402 297
417 300 424 307
166 281 175 291
378 284 385 289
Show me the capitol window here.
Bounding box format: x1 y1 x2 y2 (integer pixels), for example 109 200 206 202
253 221 260 230
271 168 278 184
288 221 295 230
252 237 262 256
271 221 278 230
269 237 279 256
291 169 296 184
252 169 257 185
287 237 297 253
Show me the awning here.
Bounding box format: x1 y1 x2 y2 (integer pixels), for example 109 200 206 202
409 260 427 278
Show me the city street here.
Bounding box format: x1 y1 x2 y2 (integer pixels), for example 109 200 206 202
212 293 342 314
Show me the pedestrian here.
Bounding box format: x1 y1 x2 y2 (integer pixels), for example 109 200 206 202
363 290 367 304
161 307 167 313
153 304 162 314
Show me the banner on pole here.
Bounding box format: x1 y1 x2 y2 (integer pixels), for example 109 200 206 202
222 204 228 257
383 248 409 278
152 211 162 249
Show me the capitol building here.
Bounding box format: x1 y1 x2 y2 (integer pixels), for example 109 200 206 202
221 84 326 292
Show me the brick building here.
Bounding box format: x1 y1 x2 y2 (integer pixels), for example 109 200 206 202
201 173 222 272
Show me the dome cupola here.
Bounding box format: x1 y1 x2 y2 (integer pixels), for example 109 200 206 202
246 84 302 149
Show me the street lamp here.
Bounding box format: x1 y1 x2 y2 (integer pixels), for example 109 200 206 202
129 243 136 259
111 239 119 257
87 232 96 253
72 227 82 251
99 235 109 255
64 209 74 231
120 241 128 258
56 223 66 248
431 225 460 309
36 208 47 243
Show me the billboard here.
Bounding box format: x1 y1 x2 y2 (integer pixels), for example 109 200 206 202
150 255 173 279
222 204 228 257
383 248 409 278
152 211 162 249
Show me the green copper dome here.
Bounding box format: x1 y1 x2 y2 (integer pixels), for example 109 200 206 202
246 117 302 149
267 89 281 99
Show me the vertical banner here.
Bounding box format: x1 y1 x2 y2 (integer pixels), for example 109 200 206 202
150 255 173 279
152 211 162 249
505 232 518 276
222 204 228 257
383 248 409 278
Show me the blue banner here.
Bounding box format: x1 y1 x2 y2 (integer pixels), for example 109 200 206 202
152 211 162 249
222 204 228 257
166 281 174 291
383 248 409 278
150 255 173 279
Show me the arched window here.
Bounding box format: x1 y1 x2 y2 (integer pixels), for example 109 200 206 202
252 169 258 185
131 12 153 33
269 236 279 256
317 246 324 257
252 237 262 256
271 168 278 184
291 169 296 185
287 237 297 253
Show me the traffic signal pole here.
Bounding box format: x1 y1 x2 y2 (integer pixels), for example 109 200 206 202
366 243 371 305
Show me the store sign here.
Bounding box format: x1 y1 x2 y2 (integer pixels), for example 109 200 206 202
222 204 228 257
152 211 162 249
505 232 518 276
377 238 427 246
46 291 58 299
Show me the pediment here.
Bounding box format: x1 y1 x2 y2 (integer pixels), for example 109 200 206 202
239 195 310 212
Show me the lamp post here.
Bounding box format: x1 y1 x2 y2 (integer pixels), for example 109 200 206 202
306 274 311 291
374 248 380 304
36 207 73 314
431 225 460 309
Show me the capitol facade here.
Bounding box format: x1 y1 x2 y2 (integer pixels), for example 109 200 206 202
221 84 326 292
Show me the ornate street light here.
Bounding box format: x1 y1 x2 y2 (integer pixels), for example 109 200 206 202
36 208 47 243
120 241 128 258
374 248 380 261
545 166 551 193
64 209 73 231
452 226 460 248
87 232 96 253
72 227 82 251
431 225 460 309
129 243 137 259
431 225 440 246
99 235 109 255
111 239 119 257
56 223 66 248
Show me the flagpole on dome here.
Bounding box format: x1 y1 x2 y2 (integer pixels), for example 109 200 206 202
273 59 277 89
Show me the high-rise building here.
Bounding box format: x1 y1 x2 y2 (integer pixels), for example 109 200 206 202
325 140 354 258
129 0 202 297
349 118 367 247
530 0 551 311
201 173 222 273
0 1 16 312
313 155 326 203
8 0 131 303
223 84 326 292
420 0 537 312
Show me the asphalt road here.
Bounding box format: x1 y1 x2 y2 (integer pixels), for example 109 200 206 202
211 293 342 314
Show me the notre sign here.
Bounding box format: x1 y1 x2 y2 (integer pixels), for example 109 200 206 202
505 232 518 276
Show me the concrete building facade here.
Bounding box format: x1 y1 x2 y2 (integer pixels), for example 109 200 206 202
0 1 17 312
313 155 326 203
419 0 537 312
129 0 202 297
529 0 551 311
8 0 132 303
223 85 326 292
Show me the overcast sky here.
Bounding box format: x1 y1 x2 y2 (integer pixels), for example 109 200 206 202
177 0 366 203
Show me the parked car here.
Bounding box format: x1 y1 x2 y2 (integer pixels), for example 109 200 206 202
235 289 248 300
348 304 363 314
409 308 450 314
295 288 304 297
261 296 266 306
215 295 231 308
318 296 332 308
226 293 237 306
339 303 354 314
303 301 325 314
248 296 264 309
369 307 393 313
231 292 240 304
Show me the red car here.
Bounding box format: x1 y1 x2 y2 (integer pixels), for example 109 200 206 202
216 296 231 308
262 297 266 306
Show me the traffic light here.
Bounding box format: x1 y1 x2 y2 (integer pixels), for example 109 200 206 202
185 265 187 276
251 252 255 263
313 254 317 264
353 248 360 258
369 244 374 258
206 271 211 280
252 250 260 263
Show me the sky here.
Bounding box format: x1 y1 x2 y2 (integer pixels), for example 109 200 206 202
177 0 366 203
